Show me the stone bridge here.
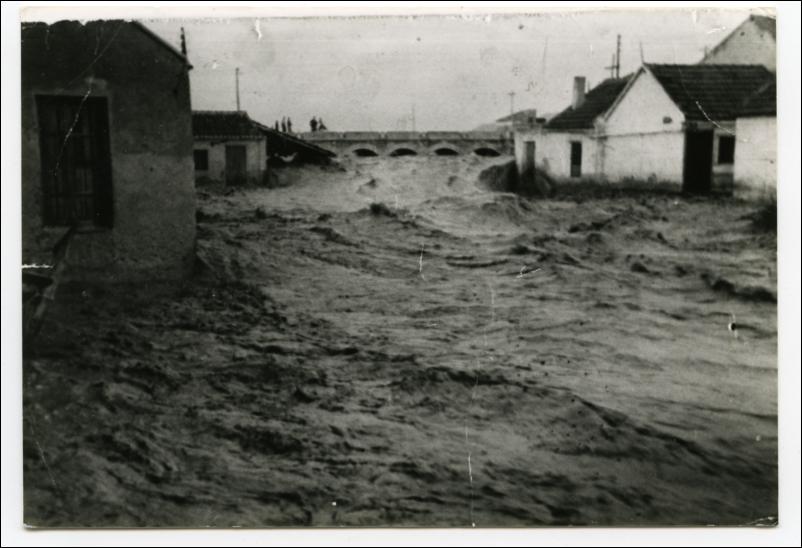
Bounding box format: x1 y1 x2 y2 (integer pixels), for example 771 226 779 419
297 131 512 158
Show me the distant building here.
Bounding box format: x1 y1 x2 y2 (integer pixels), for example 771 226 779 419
192 111 268 185
514 75 631 182
21 20 196 282
474 109 547 133
734 81 776 201
701 14 776 72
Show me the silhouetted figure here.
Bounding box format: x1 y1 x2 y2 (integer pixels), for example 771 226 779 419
318 118 327 131
287 117 293 133
281 117 287 133
310 117 318 132
274 120 279 131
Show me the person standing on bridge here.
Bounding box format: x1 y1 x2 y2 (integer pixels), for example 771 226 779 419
310 117 318 132
281 117 287 133
317 117 327 131
287 117 293 133
274 120 279 131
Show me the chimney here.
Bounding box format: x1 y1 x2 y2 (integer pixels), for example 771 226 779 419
572 76 586 109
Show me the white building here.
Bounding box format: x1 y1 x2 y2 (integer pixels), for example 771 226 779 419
701 14 776 72
192 111 268 185
734 82 776 201
515 64 774 195
514 76 631 182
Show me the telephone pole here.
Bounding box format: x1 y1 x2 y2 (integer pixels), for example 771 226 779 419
235 67 241 111
604 34 622 79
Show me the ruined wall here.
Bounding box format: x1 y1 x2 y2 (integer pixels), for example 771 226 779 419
734 116 776 201
21 21 196 282
701 19 776 71
601 69 687 186
194 139 266 185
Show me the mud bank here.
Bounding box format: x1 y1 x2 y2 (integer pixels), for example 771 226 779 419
24 156 777 527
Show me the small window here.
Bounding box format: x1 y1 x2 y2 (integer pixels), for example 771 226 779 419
570 141 582 178
36 96 113 227
194 149 209 171
717 135 735 165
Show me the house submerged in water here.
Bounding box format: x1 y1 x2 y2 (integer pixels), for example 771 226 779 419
514 14 777 200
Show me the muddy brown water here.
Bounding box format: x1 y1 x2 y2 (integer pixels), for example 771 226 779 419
24 156 777 526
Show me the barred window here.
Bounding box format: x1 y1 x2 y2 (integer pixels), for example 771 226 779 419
36 96 113 227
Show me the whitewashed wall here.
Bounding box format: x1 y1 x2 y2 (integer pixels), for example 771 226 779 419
600 69 687 186
514 129 600 180
194 138 266 185
734 116 776 201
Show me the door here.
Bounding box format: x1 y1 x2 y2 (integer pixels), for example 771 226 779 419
683 130 714 193
225 145 247 185
570 141 582 178
523 141 536 181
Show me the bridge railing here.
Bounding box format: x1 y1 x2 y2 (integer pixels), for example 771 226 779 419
296 131 510 142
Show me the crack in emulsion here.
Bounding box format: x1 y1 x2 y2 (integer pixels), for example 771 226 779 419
51 82 94 178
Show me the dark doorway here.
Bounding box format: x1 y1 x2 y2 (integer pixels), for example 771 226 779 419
570 141 582 178
225 145 247 185
523 141 536 178
389 148 417 157
36 96 113 227
474 147 501 157
683 130 714 193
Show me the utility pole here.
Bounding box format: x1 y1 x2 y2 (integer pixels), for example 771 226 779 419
412 103 416 132
640 41 645 63
604 34 622 79
235 67 241 111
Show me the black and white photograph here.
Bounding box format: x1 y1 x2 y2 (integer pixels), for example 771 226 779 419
2 1 801 542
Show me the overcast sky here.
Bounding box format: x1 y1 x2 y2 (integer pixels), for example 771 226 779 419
144 9 759 131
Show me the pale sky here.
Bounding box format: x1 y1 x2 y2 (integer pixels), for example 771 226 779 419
144 9 758 131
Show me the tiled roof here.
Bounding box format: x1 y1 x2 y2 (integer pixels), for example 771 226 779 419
646 64 774 122
497 109 540 123
750 14 776 39
545 76 631 130
192 111 264 139
740 81 776 117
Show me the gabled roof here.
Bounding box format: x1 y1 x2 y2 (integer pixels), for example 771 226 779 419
192 111 264 140
740 81 776 117
646 63 774 121
545 76 631 130
132 21 192 68
22 20 191 69
702 14 776 64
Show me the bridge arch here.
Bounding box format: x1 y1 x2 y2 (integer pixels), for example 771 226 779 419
429 142 461 156
388 146 418 157
473 146 501 157
346 144 380 157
